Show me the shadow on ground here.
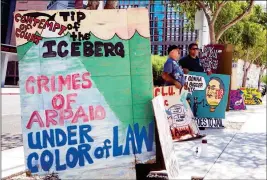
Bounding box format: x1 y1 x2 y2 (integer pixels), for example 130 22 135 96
1 133 23 151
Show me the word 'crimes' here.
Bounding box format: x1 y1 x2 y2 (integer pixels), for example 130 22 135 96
42 40 125 58
27 122 154 173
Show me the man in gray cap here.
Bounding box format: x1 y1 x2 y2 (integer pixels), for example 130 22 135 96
162 45 186 91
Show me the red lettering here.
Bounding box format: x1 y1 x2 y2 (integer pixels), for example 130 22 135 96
45 110 58 128
37 75 49 94
33 35 42 45
33 18 40 27
82 72 92 89
59 109 73 126
15 28 21 38
53 23 60 32
26 111 44 129
164 100 169 106
52 94 65 110
95 105 106 120
58 25 67 36
89 106 94 120
154 88 160 97
44 21 54 31
58 75 71 92
168 86 175 95
72 73 80 90
51 75 56 92
14 13 21 22
38 19 46 29
66 93 77 109
162 86 167 96
72 106 89 123
26 76 35 94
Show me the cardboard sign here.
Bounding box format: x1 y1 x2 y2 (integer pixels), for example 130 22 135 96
153 86 200 141
185 72 230 119
152 95 179 179
14 9 155 179
200 44 224 73
240 88 262 105
229 90 246 110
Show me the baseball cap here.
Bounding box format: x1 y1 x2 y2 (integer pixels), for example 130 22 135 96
168 45 182 54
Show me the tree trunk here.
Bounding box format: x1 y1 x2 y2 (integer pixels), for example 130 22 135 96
86 0 100 10
104 0 118 9
242 62 252 87
258 66 266 90
208 24 216 44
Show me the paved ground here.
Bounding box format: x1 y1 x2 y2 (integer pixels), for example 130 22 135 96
1 89 22 151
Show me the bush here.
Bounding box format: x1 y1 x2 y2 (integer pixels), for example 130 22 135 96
151 55 167 86
261 75 267 84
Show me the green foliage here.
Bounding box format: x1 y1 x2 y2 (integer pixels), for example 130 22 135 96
151 55 167 86
261 75 267 84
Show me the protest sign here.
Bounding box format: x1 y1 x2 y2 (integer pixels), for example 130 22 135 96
229 90 246 110
153 86 200 141
14 9 155 179
194 118 223 128
200 44 224 73
152 95 179 179
240 88 262 105
185 72 230 119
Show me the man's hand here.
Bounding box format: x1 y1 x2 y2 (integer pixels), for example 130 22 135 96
207 70 212 76
183 84 188 90
174 81 182 89
183 68 189 74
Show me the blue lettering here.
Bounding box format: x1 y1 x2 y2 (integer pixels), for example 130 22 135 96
113 126 123 157
55 128 67 147
67 126 77 145
123 125 137 155
27 152 39 173
103 139 112 158
55 149 66 171
28 132 42 149
40 150 53 171
94 147 104 159
79 125 94 143
78 144 94 166
134 121 154 154
42 129 55 148
66 147 79 168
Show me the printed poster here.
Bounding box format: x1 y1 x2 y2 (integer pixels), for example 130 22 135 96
14 9 155 179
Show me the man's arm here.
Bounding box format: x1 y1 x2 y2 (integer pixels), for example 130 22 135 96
162 61 182 89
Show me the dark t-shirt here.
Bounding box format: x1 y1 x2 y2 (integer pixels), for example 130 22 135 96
179 55 204 72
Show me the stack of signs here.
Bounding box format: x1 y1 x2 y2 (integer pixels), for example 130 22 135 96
240 88 262 105
152 95 180 179
199 44 224 73
14 9 155 179
229 90 246 110
154 86 200 141
184 72 230 128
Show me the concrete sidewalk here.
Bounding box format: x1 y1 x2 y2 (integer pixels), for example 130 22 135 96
1 146 25 179
1 100 266 179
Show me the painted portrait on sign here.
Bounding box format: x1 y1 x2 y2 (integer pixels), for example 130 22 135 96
186 72 230 119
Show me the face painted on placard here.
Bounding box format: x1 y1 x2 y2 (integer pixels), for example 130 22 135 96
206 78 224 112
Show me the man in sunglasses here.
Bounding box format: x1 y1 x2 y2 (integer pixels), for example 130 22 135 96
179 43 212 75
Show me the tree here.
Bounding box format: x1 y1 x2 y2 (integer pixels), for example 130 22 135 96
172 0 255 44
86 0 118 10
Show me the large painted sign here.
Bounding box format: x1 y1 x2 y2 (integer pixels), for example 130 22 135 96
200 44 224 73
153 86 200 141
14 9 155 179
185 72 230 119
152 95 179 179
229 90 246 110
240 88 262 105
